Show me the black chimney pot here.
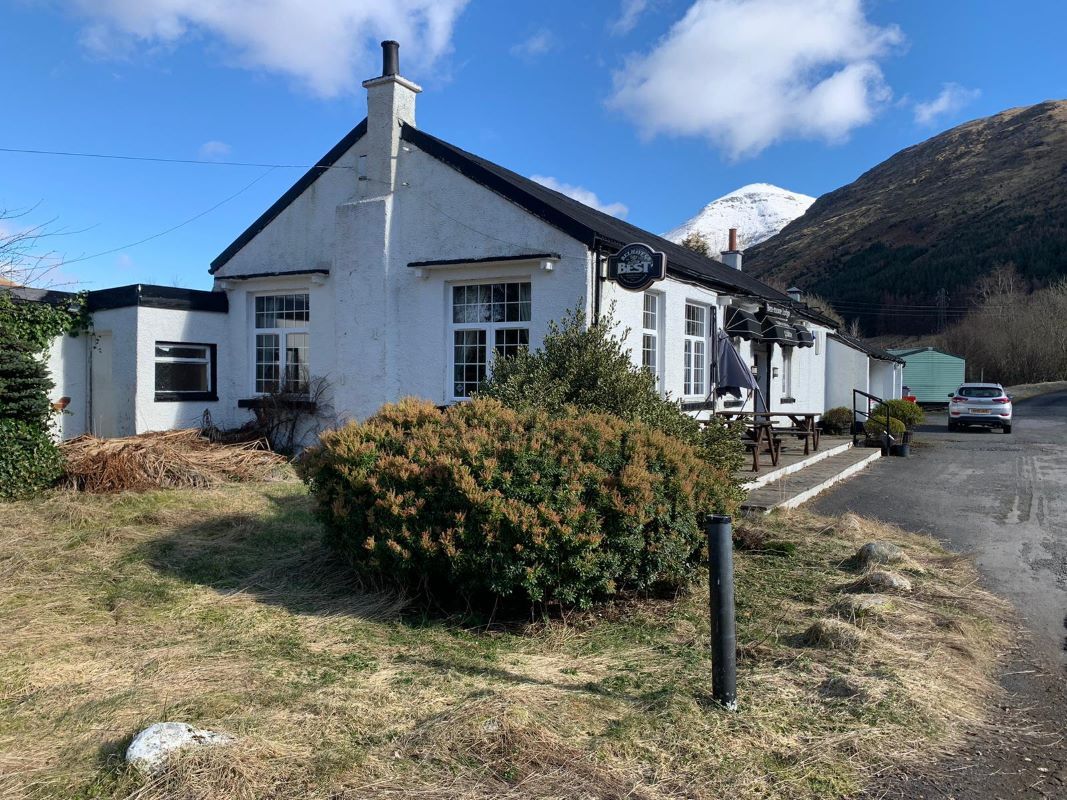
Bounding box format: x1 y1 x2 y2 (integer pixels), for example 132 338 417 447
382 40 400 77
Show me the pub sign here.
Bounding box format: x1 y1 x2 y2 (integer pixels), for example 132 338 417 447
607 243 666 291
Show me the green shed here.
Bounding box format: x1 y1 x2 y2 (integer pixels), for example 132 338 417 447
888 347 966 404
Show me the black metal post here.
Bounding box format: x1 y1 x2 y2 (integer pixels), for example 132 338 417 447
706 514 738 710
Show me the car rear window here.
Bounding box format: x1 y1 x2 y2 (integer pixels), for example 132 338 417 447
959 387 1002 398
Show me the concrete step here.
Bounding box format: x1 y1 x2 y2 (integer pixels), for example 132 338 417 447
740 446 883 513
740 438 854 491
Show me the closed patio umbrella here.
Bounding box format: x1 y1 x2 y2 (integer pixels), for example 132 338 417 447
714 330 757 399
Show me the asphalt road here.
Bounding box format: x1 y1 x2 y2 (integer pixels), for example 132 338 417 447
814 391 1067 670
819 393 1067 798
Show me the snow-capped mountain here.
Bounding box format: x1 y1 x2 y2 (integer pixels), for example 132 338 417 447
662 183 815 253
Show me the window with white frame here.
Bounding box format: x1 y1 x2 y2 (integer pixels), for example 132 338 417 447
253 293 310 394
641 292 660 384
450 281 531 398
154 342 216 401
782 347 794 398
683 302 708 397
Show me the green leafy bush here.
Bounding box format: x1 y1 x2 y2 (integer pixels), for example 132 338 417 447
871 399 925 429
300 397 739 610
864 414 906 440
0 419 63 500
479 306 747 477
820 407 853 435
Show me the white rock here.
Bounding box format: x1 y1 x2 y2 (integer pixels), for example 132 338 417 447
126 722 233 774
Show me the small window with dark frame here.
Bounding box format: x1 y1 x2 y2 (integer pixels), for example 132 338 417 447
154 343 215 401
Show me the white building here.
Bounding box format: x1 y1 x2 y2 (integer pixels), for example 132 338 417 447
22 41 901 441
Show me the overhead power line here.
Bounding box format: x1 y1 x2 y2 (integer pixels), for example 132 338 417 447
0 145 354 171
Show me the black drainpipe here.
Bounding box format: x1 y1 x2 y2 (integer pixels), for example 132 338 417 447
591 240 605 326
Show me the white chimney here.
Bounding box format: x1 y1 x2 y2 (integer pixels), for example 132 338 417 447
787 287 802 302
720 227 742 270
360 40 421 197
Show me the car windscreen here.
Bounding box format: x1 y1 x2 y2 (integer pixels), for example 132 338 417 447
959 387 1001 398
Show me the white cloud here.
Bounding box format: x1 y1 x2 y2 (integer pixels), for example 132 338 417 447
531 175 629 218
197 140 232 161
611 0 651 35
607 0 903 159
510 29 554 59
115 253 135 270
913 83 980 126
65 0 470 97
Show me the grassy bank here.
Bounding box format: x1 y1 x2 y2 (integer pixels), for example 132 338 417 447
0 482 1009 799
1005 380 1067 402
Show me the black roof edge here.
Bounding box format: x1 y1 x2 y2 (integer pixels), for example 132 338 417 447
408 252 561 268
829 332 905 363
218 268 329 280
3 286 77 306
88 284 228 313
209 118 368 274
401 125 597 246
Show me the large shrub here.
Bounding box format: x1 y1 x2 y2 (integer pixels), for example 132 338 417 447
871 399 924 430
864 414 906 440
300 398 739 610
820 407 853 435
0 419 63 499
479 306 746 477
0 339 54 426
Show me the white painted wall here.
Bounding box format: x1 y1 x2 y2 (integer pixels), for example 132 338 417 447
825 337 870 412
215 140 591 426
132 305 231 433
216 146 361 278
44 333 89 439
869 360 901 402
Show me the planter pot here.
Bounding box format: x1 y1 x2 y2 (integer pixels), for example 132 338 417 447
890 443 910 457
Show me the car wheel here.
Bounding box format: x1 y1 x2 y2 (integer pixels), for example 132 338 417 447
1003 424 1012 434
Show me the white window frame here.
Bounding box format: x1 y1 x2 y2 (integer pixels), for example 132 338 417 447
683 301 709 398
641 291 662 389
448 280 532 401
250 291 310 395
782 346 794 399
153 341 215 401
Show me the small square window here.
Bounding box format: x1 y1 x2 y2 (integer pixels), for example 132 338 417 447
154 342 216 401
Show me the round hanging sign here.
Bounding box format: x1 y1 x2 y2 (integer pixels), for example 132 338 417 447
607 243 666 291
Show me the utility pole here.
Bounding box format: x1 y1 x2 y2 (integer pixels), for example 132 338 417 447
935 287 948 331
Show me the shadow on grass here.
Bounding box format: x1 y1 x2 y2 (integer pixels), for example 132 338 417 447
138 492 406 622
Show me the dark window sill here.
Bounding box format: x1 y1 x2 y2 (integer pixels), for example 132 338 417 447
155 392 218 403
680 400 716 411
722 400 744 408
780 397 797 404
238 396 316 411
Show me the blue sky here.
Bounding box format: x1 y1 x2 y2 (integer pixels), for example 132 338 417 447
2 0 1065 291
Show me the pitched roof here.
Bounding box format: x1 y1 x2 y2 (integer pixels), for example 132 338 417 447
888 346 964 360
210 118 368 273
400 124 798 305
830 332 905 363
209 117 834 322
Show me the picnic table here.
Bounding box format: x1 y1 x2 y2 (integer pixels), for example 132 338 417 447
718 410 822 471
717 411 780 472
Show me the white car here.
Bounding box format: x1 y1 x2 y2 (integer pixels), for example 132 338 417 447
947 383 1013 433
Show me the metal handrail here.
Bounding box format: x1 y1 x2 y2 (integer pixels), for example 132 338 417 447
852 388 893 448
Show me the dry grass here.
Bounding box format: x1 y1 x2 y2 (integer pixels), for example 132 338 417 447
0 486 1011 799
1003 380 1067 402
59 430 289 493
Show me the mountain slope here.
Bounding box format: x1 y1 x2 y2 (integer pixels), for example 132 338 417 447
744 100 1067 335
662 183 814 252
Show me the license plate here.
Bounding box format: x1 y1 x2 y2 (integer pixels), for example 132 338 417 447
970 408 989 414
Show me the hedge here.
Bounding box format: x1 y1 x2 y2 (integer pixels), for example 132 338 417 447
300 398 739 610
